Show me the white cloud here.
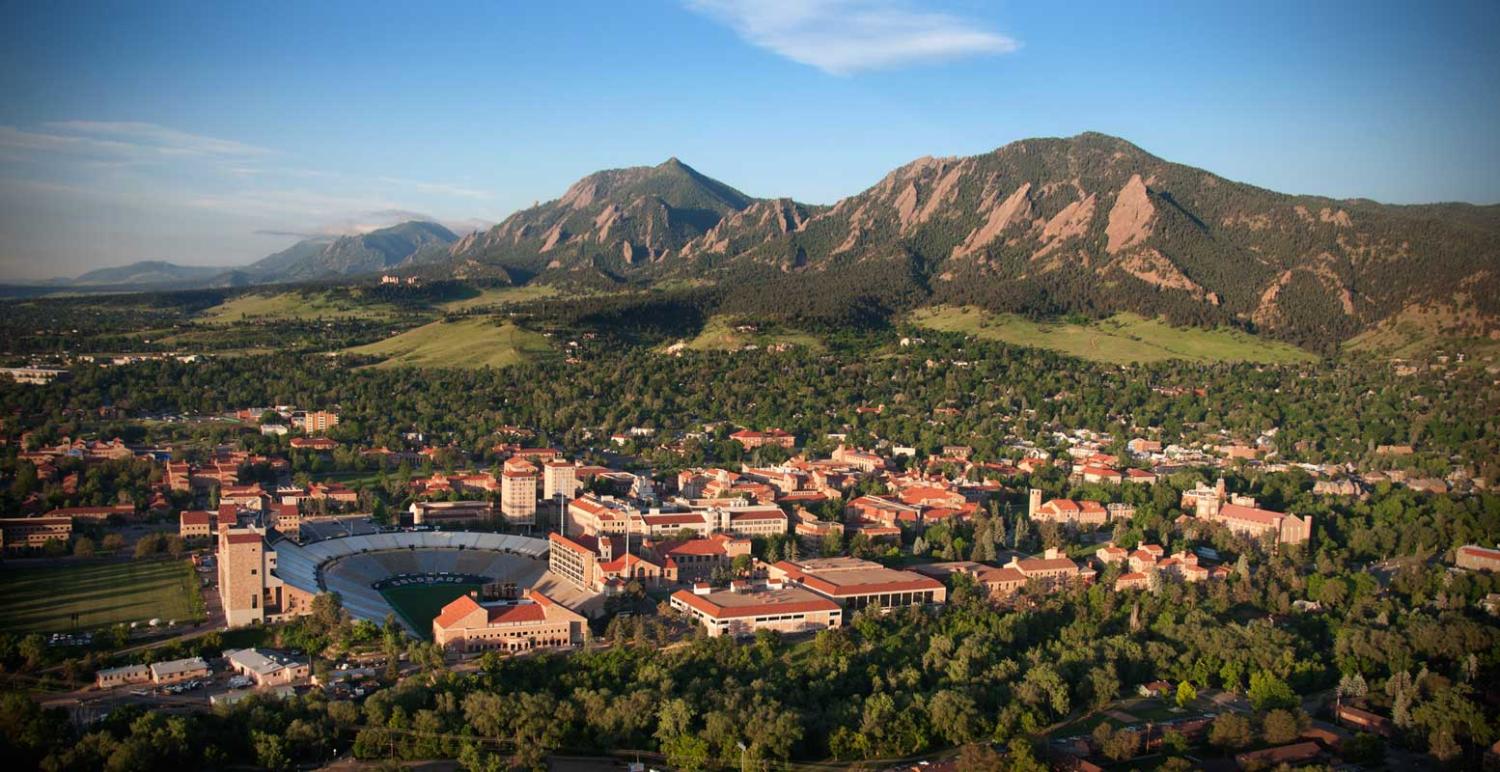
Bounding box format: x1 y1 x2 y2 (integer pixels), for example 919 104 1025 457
684 0 1018 75
376 176 493 201
43 121 271 157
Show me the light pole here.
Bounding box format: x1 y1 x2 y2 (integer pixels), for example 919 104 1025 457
737 741 747 772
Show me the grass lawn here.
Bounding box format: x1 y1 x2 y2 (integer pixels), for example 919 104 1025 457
670 315 825 353
0 559 204 633
910 306 1315 365
199 291 399 324
380 583 480 637
345 317 552 368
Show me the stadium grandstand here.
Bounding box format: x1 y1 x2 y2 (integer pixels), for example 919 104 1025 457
271 531 594 632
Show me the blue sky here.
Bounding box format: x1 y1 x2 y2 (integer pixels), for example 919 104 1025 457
1 0 1497 279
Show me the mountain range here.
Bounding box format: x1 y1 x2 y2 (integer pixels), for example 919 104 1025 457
42 220 459 291
443 133 1499 348
42 133 1500 348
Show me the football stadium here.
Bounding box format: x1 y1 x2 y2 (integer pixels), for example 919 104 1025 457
270 531 596 634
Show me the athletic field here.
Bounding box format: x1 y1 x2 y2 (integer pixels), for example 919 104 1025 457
0 559 205 633
380 582 480 637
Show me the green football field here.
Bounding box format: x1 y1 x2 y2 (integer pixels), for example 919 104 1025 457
380 582 480 637
0 559 205 633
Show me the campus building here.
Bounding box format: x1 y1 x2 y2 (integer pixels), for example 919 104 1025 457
431 590 586 654
1204 503 1313 545
0 516 71 551
95 664 150 689
657 533 751 582
1028 489 1108 527
670 580 842 638
179 510 216 540
542 460 581 501
768 557 947 611
409 500 495 526
1456 545 1500 572
501 457 538 525
548 532 673 594
272 503 302 540
218 525 314 628
292 410 340 434
149 657 211 685
223 648 310 686
729 428 796 449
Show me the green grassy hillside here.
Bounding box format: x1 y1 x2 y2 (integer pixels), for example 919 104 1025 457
668 315 825 353
346 317 551 368
910 306 1316 365
199 291 397 323
438 284 559 311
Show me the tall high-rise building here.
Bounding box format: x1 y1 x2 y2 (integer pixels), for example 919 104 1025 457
501 457 538 525
543 460 580 501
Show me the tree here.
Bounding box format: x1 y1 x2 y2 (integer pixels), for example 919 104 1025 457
252 730 291 771
19 634 47 669
1088 664 1119 711
72 537 95 558
1209 713 1252 750
955 743 1004 772
134 533 160 559
1004 737 1048 772
927 689 982 745
101 533 126 552
1337 672 1368 700
1175 680 1197 709
311 592 348 634
1092 723 1138 761
1247 671 1297 711
1261 708 1301 744
1427 728 1461 762
661 735 711 771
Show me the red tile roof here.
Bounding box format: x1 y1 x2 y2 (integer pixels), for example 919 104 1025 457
487 603 547 624
180 510 213 525
671 588 839 619
434 595 484 629
1218 503 1286 526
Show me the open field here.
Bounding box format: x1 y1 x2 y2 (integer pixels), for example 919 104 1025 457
910 306 1316 365
199 291 399 324
381 582 479 637
0 559 204 633
671 315 825 353
345 317 552 368
438 283 559 311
